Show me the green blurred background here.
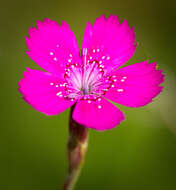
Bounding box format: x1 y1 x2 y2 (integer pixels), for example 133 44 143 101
1 0 176 189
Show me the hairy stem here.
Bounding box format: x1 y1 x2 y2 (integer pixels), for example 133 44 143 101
63 105 89 190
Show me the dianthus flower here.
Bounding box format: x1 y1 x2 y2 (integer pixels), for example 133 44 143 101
19 15 164 131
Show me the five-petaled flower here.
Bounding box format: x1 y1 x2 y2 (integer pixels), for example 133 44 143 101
19 15 164 131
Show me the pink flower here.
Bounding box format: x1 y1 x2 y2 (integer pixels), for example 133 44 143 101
19 15 164 131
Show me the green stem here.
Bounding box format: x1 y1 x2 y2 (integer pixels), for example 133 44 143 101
63 105 89 190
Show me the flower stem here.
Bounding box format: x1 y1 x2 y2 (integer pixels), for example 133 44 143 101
63 105 89 190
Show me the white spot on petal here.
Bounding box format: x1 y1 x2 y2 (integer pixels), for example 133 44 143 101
98 105 102 109
56 92 62 96
54 57 57 61
121 79 125 82
102 56 105 59
117 89 123 92
50 52 53 55
50 82 54 85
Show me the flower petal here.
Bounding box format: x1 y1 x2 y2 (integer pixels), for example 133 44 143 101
72 98 125 131
104 61 164 107
26 19 80 75
82 14 136 73
18 68 75 115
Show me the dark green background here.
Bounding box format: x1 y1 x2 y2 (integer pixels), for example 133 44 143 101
1 0 176 189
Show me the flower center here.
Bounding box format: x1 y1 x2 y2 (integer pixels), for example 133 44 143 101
61 49 114 101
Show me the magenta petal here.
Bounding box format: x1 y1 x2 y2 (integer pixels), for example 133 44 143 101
18 68 75 115
26 19 80 75
104 61 165 107
72 98 125 131
82 14 136 73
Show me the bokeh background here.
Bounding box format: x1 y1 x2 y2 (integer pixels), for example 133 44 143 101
1 0 176 189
